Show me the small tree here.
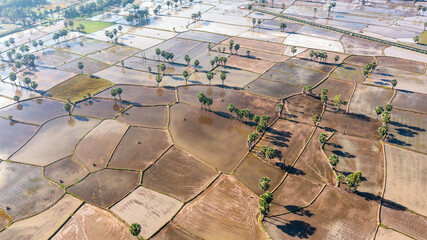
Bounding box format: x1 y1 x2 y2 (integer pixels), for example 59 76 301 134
381 111 390 124
378 124 388 140
260 191 273 205
385 104 393 112
116 87 123 101
258 196 270 216
303 85 312 95
155 74 163 86
252 18 256 27
234 44 240 55
248 132 259 149
279 22 287 32
413 35 419 43
198 93 206 108
312 115 319 125
129 223 141 237
333 95 344 112
258 177 271 192
77 61 84 74
193 59 200 71
227 103 235 116
14 95 20 102
206 71 213 84
336 174 344 187
155 48 161 60
182 70 189 83
220 72 226 85
265 147 277 164
390 79 397 89
291 46 297 56
374 105 384 118
328 154 339 169
7 114 13 122
318 133 327 144
184 54 191 66
346 171 362 192
334 55 340 64
276 103 283 114
63 102 72 114
111 88 117 100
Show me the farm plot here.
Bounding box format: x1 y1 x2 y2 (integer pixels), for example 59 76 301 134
58 36 114 55
187 67 259 88
44 156 88 187
67 169 139 208
270 174 324 215
123 57 190 75
377 56 426 74
174 175 266 240
244 79 302 99
151 223 199 240
17 67 76 91
254 119 313 167
57 57 110 75
297 50 347 65
295 26 342 41
0 96 14 109
0 161 63 220
238 30 286 43
48 75 113 102
118 106 167 128
0 195 81 240
52 203 132 240
95 85 176 105
177 30 228 43
0 98 64 125
0 210 11 231
365 66 427 94
0 118 38 160
264 187 378 239
75 120 127 172
108 127 172 170
177 85 278 118
111 186 182 239
144 38 201 60
225 55 275 74
283 95 323 125
11 116 99 166
189 21 251 36
348 84 394 119
375 227 412 240
169 103 253 173
324 133 384 196
173 42 222 72
330 64 365 82
344 55 375 67
143 146 218 201
283 34 344 52
312 78 355 107
72 98 129 119
141 16 191 32
386 109 426 154
391 90 427 114
319 110 382 140
383 144 427 215
94 66 153 85
34 48 80 68
117 34 163 50
384 47 427 64
341 35 387 56
292 130 335 185
129 27 177 40
88 45 140 64
219 37 287 54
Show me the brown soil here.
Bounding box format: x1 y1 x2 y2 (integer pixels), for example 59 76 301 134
108 127 172 170
67 169 139 208
234 154 285 196
44 156 88 187
118 106 168 128
143 146 218 201
344 55 376 66
324 133 384 196
341 35 386 56
264 187 378 239
75 120 127 172
95 85 177 106
220 37 287 54
380 204 427 240
169 103 254 173
57 57 110 74
177 85 278 119
151 223 199 240
319 110 382 140
0 211 11 231
254 119 313 166
270 174 324 215
377 56 426 74
244 79 302 99
213 43 289 62
52 203 132 240
226 55 275 74
312 77 355 106
391 90 427 114
348 84 394 119
330 64 365 82
174 175 266 240
293 129 335 185
283 95 323 125
72 98 129 118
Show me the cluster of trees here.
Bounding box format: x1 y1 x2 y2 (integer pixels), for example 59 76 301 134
375 103 394 140
227 40 241 55
52 29 69 44
227 103 270 126
191 11 202 21
104 26 123 43
8 72 38 91
258 177 273 217
64 0 124 18
208 56 228 70
125 7 149 25
197 93 213 110
155 48 175 62
327 2 336 12
259 145 277 163
416 5 427 15
362 61 377 75
110 87 123 101
309 50 329 62
251 18 263 28
0 0 48 25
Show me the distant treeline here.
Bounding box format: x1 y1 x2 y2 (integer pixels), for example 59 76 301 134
0 0 47 23
64 0 134 18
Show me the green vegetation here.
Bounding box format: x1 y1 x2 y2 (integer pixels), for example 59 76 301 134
48 75 114 102
129 223 141 236
318 133 327 144
346 171 362 192
328 154 339 169
68 20 114 34
419 31 427 44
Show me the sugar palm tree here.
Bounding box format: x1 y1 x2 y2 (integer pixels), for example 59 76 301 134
78 61 84 74
63 102 72 115
182 70 189 83
111 89 117 100
206 71 213 84
258 177 271 192
155 74 163 86
220 72 226 85
116 87 123 101
193 59 200 71
129 223 141 237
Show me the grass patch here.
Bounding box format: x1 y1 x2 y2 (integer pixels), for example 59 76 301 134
419 30 427 44
48 74 114 102
66 20 114 33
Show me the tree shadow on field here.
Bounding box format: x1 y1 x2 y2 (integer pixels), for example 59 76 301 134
287 206 314 217
277 220 316 238
281 165 305 175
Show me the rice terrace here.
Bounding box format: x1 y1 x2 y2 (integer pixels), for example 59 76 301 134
0 0 426 239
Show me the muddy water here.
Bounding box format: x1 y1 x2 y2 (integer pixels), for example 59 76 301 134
0 118 38 160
